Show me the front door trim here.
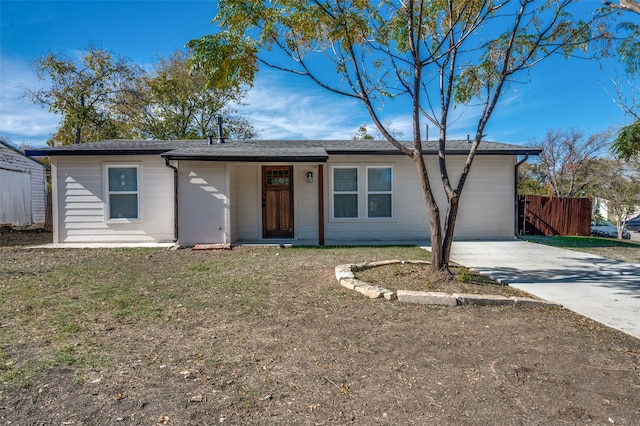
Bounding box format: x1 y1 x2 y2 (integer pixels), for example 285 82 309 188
262 166 294 238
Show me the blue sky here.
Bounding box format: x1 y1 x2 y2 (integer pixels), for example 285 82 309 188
0 0 637 148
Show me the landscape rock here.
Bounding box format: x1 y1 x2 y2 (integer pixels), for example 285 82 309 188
397 290 458 306
454 293 513 306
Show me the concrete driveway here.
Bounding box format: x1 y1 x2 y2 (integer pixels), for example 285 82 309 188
448 241 640 340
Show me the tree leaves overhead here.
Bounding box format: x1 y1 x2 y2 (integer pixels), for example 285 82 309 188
190 0 615 271
186 32 259 91
115 51 256 140
28 44 139 146
196 0 611 118
617 21 640 78
612 119 640 159
27 45 256 145
592 156 640 236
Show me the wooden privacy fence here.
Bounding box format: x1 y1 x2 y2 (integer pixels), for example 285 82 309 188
518 195 591 236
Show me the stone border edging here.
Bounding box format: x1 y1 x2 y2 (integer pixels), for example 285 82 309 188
335 260 561 308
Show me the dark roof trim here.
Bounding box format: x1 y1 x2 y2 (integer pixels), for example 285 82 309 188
24 139 542 158
24 148 170 157
325 148 542 156
161 154 329 162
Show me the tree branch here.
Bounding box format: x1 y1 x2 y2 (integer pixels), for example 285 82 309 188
604 0 640 14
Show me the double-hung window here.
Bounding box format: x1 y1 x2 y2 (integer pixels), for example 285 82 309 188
333 167 359 218
332 166 393 220
367 167 392 218
106 165 140 220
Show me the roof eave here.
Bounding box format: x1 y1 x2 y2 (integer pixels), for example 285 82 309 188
327 148 542 156
24 149 173 156
161 154 329 162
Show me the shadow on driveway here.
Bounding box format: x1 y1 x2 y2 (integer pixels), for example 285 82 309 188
448 241 640 339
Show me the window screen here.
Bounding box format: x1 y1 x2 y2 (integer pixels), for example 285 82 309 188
367 167 392 218
107 166 139 219
333 167 358 218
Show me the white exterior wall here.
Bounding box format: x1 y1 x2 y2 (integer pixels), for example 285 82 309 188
232 164 260 241
53 155 174 243
453 155 516 239
324 154 516 241
177 161 229 246
230 163 319 243
0 143 47 227
295 164 320 240
49 152 517 245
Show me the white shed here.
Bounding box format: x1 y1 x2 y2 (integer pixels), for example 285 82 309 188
0 140 49 228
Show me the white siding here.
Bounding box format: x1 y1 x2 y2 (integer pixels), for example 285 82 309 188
0 169 31 226
325 155 516 241
454 156 516 239
54 155 174 243
177 161 229 246
230 163 319 243
295 164 319 240
48 151 517 245
233 164 260 241
0 143 47 227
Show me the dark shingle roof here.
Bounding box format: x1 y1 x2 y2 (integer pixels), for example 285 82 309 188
24 139 541 161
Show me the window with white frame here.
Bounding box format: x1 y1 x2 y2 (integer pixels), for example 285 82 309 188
367 166 392 218
106 165 139 220
333 167 358 218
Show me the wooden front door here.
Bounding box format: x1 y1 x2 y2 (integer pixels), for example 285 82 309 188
262 166 294 238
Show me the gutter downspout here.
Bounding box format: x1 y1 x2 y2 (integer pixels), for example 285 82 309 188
164 157 179 243
514 155 529 237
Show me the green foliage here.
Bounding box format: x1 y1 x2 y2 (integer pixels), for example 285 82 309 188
617 21 640 78
518 162 549 196
353 124 374 140
28 44 139 145
190 0 614 270
115 51 256 140
612 120 640 159
520 234 639 248
193 0 613 143
186 32 259 91
27 45 257 144
592 157 640 229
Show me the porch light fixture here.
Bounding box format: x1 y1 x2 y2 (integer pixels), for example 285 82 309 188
307 171 313 183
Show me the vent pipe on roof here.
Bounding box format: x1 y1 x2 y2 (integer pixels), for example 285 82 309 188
216 116 225 144
467 134 470 144
208 135 214 145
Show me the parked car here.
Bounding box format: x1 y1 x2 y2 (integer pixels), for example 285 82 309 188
590 219 631 239
625 215 640 232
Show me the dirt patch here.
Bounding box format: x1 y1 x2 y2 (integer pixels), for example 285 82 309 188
1 232 639 425
354 262 532 297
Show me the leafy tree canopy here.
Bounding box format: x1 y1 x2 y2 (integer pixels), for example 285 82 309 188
612 119 640 159
189 0 615 271
28 43 139 146
27 45 257 145
115 51 256 140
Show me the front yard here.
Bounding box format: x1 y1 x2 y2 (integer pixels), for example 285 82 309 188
1 231 639 424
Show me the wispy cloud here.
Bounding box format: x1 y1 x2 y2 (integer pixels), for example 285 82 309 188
243 72 370 140
0 55 59 146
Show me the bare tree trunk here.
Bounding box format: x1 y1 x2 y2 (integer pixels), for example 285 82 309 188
441 195 460 267
413 153 448 271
